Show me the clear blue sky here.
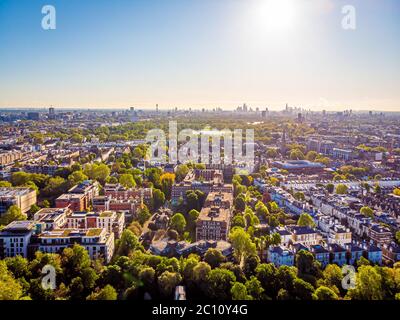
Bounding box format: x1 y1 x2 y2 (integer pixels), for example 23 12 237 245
0 0 399 111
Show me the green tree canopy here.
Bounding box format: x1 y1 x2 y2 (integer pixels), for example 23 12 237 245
0 205 26 226
297 213 316 228
170 213 187 234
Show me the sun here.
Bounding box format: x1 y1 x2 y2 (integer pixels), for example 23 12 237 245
252 0 297 32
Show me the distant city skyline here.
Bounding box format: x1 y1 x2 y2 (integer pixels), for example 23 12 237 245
0 0 399 111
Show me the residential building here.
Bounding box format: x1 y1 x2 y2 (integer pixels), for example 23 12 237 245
34 207 71 231
287 225 322 246
332 148 356 161
0 150 23 166
310 244 330 268
0 221 36 258
271 160 325 174
346 243 364 265
103 183 152 203
66 211 124 238
369 224 393 245
196 191 233 241
274 227 292 245
329 225 352 246
92 196 110 212
382 243 400 263
329 243 347 266
32 228 115 263
0 187 37 215
55 193 87 212
365 244 382 265
68 180 100 208
268 245 295 267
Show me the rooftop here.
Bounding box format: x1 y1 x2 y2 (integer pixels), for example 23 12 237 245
0 187 35 197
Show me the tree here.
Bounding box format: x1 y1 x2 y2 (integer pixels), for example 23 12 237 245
335 184 348 195
347 265 383 300
360 206 374 218
290 149 305 160
133 144 148 160
186 209 199 230
204 249 226 268
396 231 400 245
139 266 156 291
357 256 371 268
193 262 211 283
0 180 12 187
294 191 305 201
144 168 162 189
270 232 282 246
117 229 142 256
68 171 88 186
234 194 246 212
10 172 31 186
206 268 236 300
137 205 151 226
81 267 98 290
229 228 256 267
29 204 40 215
42 176 68 197
234 184 247 197
0 260 23 300
83 163 110 184
127 221 142 236
195 190 206 208
175 164 189 182
313 286 338 300
170 213 186 234
293 277 314 300
306 151 318 161
71 133 84 143
245 276 264 300
231 282 252 300
296 250 320 283
5 255 30 279
232 214 246 228
297 213 316 228
119 173 136 188
87 285 117 300
316 156 330 166
160 173 175 199
255 263 279 298
0 205 26 225
182 256 200 281
42 199 51 208
326 183 334 194
23 181 39 195
158 271 182 298
61 244 91 280
320 264 343 294
152 188 165 211
255 201 270 219
266 148 278 159
98 265 124 289
186 191 200 212
68 277 85 300
277 288 291 300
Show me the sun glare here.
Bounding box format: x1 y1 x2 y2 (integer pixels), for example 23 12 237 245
252 0 297 32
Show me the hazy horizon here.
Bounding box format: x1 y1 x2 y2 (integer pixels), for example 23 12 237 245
1 0 399 112
1 105 399 114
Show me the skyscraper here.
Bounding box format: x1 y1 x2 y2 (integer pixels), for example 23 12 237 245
49 107 55 120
